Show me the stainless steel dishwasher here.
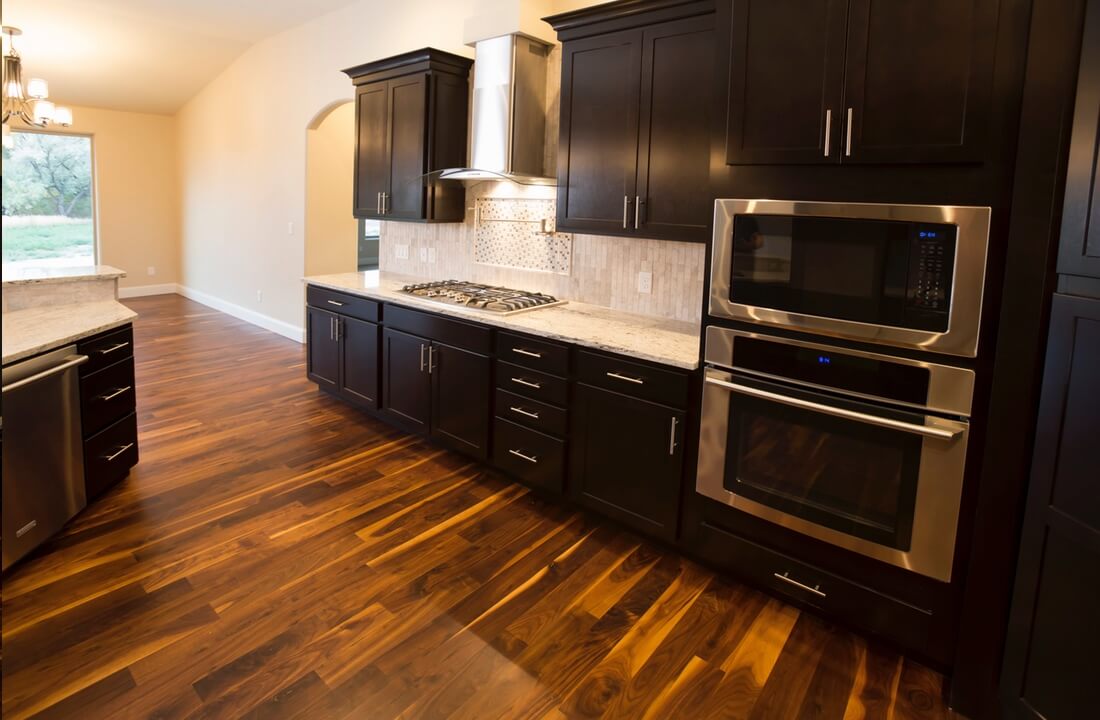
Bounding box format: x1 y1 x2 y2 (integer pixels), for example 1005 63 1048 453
2 344 89 571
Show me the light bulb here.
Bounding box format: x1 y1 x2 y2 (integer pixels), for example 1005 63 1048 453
53 106 72 126
26 77 48 99
33 99 54 125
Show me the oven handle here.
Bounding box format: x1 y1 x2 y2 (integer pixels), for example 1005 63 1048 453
704 376 962 441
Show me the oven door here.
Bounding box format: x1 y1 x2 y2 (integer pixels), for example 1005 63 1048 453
696 366 968 582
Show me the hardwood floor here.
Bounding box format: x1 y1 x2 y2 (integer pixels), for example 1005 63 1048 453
1 295 956 719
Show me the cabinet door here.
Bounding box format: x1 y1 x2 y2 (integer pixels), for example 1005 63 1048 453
386 75 428 220
339 316 380 410
430 342 490 459
842 0 998 163
306 307 339 388
354 81 390 219
725 0 847 165
1001 294 1100 719
570 384 685 541
381 328 431 431
635 14 715 242
557 29 643 235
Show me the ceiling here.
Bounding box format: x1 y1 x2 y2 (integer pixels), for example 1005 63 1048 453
1 0 359 115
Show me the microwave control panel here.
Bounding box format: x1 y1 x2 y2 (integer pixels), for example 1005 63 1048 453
905 226 956 330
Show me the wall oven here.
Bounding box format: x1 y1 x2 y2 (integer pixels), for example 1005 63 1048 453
709 199 991 357
697 326 975 582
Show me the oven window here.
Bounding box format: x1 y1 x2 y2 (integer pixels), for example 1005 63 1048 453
724 380 922 550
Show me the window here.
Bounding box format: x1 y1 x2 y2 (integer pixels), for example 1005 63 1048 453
2 130 96 269
358 218 380 271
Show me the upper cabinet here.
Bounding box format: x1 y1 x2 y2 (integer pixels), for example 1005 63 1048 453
546 0 716 243
725 0 1000 165
343 49 472 222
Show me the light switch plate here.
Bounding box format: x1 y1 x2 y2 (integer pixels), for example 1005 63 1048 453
395 244 410 260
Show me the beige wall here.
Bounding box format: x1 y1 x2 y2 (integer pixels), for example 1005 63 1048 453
305 102 358 277
58 105 181 289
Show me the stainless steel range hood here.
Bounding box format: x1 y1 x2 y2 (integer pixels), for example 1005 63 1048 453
439 34 555 186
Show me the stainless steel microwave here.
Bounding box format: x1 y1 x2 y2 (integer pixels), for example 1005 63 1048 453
709 200 992 357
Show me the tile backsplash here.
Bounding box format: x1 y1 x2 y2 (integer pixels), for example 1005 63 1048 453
473 198 572 275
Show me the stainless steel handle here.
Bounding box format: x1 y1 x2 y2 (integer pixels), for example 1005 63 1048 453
704 376 961 440
509 406 540 420
420 343 427 372
773 572 826 598
335 317 341 341
668 416 678 455
606 371 644 385
622 196 629 229
823 109 832 157
377 191 382 215
99 386 132 402
634 195 642 229
2 354 88 393
103 443 135 462
511 377 541 390
508 449 539 464
845 107 853 157
329 316 334 341
428 346 436 374
326 299 345 307
382 192 388 214
98 342 130 355
512 348 542 359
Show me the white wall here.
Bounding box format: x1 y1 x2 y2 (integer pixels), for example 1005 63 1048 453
305 101 357 277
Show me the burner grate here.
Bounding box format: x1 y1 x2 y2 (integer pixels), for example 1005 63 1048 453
400 280 565 314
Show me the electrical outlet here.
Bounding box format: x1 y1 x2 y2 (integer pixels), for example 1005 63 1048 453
427 247 437 263
419 247 428 262
256 290 263 302
395 244 409 260
287 221 294 235
147 266 156 276
637 271 652 294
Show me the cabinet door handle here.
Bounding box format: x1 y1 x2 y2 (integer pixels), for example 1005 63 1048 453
622 195 629 229
511 377 541 390
508 449 539 464
823 109 832 157
419 343 427 372
773 571 826 598
509 406 540 420
845 107 853 157
329 316 334 341
512 348 542 359
99 386 132 402
606 371 644 385
382 192 388 214
668 416 678 455
428 346 436 374
377 191 382 215
326 299 345 307
104 443 135 462
635 196 643 229
98 342 130 355
335 317 342 341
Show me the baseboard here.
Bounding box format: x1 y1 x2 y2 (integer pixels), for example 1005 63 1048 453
118 283 179 299
176 285 305 343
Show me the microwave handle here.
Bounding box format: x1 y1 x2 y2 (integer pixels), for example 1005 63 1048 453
704 376 961 441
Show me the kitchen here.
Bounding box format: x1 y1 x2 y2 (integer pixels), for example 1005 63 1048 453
1 0 1096 718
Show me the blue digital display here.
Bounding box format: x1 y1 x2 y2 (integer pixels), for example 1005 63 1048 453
919 230 939 238
817 355 831 365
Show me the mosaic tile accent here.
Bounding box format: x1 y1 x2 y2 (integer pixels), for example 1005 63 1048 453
473 198 571 274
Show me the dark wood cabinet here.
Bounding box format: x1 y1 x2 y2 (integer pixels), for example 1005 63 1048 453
344 49 472 222
724 0 999 165
307 288 381 410
547 1 716 243
306 306 340 389
381 327 431 432
340 316 380 407
77 325 139 500
430 342 490 459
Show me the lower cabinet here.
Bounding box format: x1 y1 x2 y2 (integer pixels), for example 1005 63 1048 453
381 327 431 431
77 324 139 499
306 306 340 389
307 294 381 410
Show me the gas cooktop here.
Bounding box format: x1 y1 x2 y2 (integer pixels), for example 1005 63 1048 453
399 280 565 315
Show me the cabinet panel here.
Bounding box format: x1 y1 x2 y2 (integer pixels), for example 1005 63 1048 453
725 0 847 164
306 307 340 388
381 328 431 431
355 82 390 218
387 76 428 219
430 342 491 459
557 29 643 234
340 317 380 410
636 14 715 240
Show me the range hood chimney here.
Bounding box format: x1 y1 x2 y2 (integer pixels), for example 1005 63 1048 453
440 33 555 185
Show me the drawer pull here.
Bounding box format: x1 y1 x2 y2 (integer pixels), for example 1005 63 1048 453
98 342 130 355
773 571 826 598
508 449 539 464
512 348 542 359
103 443 135 462
606 371 644 385
98 386 132 402
511 377 542 390
509 406 540 420
326 299 346 307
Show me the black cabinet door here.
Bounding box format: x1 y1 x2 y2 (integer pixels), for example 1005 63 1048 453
635 14 715 242
842 0 998 163
570 383 685 541
354 81 390 219
430 342 491 459
381 327 431 431
339 316 380 410
386 75 428 220
306 307 339 388
1001 294 1100 719
724 0 847 165
557 29 643 235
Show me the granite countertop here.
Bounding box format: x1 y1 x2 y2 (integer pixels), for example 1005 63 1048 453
1 264 127 286
304 271 701 370
2 301 137 365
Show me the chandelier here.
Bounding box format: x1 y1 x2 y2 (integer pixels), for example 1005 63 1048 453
3 26 72 144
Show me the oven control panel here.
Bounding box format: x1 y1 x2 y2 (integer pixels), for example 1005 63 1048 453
905 227 955 330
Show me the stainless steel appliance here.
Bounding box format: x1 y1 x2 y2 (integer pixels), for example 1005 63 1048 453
710 199 992 357
401 280 565 314
2 345 88 571
696 326 974 582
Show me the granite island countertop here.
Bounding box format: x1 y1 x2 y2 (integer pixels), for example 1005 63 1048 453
304 271 701 370
2 264 127 286
2 301 137 365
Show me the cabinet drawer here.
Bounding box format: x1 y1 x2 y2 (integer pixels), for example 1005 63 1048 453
576 350 690 408
385 304 491 354
84 412 138 499
77 325 133 377
492 418 565 494
495 388 567 437
495 332 569 376
307 285 380 323
80 358 136 437
497 361 568 406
